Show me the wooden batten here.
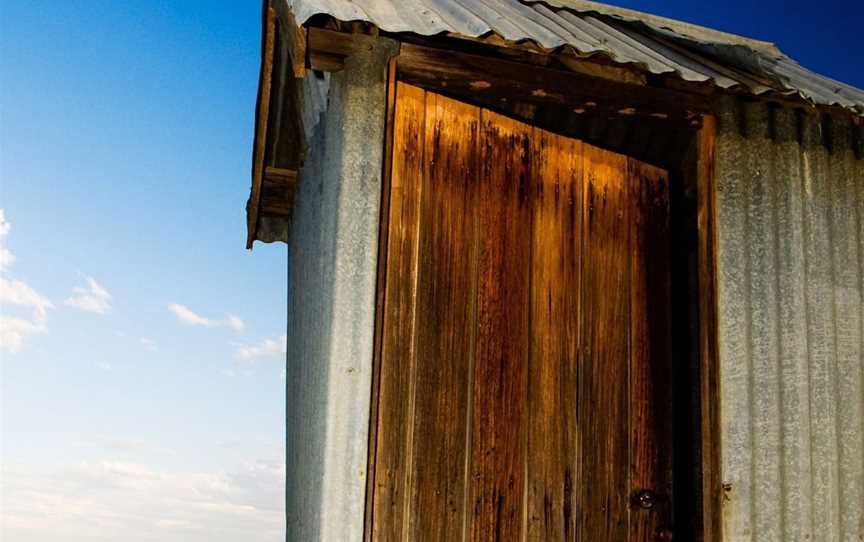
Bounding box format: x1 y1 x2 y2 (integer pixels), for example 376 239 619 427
363 59 398 542
284 9 307 78
259 167 298 218
394 42 707 120
304 26 707 120
247 5 278 249
248 2 309 248
307 27 356 72
696 115 722 542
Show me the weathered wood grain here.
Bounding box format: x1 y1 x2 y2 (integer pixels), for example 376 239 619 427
364 60 398 542
629 158 674 541
247 6 277 249
579 144 632 542
526 128 582 541
371 83 426 542
468 109 533 542
408 91 481 541
396 42 706 120
371 83 675 542
697 115 723 542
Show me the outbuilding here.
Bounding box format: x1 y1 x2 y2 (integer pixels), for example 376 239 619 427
244 1 864 540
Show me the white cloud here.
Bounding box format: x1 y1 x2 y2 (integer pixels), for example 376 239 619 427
0 210 10 237
235 335 286 362
0 278 54 353
0 209 14 272
0 315 48 354
225 315 245 333
168 304 244 333
74 437 176 456
168 304 210 326
0 211 54 354
0 246 15 271
65 276 112 314
1 457 284 542
96 361 112 371
139 338 158 352
1 277 54 321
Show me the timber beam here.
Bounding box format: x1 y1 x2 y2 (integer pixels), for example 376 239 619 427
259 167 298 219
305 27 708 120
395 42 708 120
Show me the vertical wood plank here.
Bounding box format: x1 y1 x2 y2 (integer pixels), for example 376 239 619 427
371 82 426 542
372 84 676 542
526 129 583 541
469 109 533 542
364 59 398 542
629 159 673 541
697 115 723 542
407 91 481 541
578 144 632 542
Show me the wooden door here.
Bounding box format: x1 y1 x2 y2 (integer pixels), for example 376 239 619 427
369 83 673 542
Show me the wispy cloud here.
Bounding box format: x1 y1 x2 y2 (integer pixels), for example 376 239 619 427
168 304 244 332
74 437 176 456
139 337 158 352
0 314 49 354
0 211 15 272
235 335 286 362
225 315 245 332
0 210 54 354
96 361 113 371
1 457 284 542
65 276 112 314
0 277 53 321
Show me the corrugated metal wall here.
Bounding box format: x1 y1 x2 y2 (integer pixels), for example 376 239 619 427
714 97 864 541
285 36 397 542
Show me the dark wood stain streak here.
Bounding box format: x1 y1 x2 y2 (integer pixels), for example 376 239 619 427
629 158 674 541
697 115 723 542
578 145 632 542
371 82 426 542
370 83 675 542
469 109 532 542
408 91 481 541
526 129 582 542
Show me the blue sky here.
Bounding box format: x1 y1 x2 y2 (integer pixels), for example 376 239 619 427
1 2 286 540
0 1 860 541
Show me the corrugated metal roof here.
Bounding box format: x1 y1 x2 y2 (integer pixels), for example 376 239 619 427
286 0 864 115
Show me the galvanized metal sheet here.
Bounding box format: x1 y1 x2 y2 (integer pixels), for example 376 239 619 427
286 0 864 114
715 97 864 541
284 36 399 541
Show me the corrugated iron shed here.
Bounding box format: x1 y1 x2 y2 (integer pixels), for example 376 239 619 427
286 0 864 115
713 97 864 542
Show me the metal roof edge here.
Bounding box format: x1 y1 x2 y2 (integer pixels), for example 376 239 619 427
527 0 782 56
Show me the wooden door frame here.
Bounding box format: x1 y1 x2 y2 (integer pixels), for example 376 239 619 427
363 58 399 542
696 115 722 542
362 52 722 542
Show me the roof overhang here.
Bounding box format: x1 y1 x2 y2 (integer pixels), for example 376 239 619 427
245 0 864 248
247 2 307 249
